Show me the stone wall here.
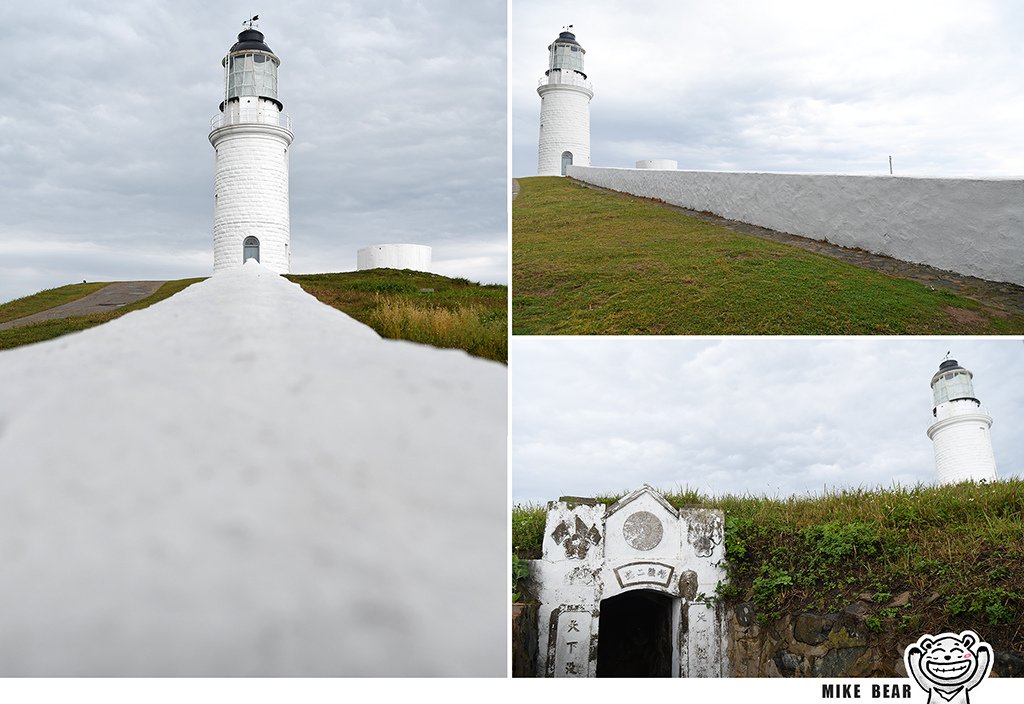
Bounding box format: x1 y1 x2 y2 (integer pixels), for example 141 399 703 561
514 589 1024 677
728 596 1024 678
512 603 538 677
567 166 1024 287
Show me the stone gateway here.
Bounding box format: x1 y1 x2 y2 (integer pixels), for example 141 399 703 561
527 485 729 677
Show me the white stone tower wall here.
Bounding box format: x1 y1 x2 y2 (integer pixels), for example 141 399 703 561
211 123 293 273
537 85 592 176
928 401 998 484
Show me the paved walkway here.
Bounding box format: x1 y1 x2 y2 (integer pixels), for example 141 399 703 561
573 180 1024 318
0 281 166 331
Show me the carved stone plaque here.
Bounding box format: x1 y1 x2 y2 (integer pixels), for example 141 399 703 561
622 510 663 551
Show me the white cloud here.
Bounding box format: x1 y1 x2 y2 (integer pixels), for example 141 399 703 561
511 337 1024 503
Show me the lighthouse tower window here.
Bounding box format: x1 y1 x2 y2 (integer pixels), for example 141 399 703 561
243 236 260 263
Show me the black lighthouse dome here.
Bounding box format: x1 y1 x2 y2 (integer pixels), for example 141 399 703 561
553 30 582 48
230 29 275 55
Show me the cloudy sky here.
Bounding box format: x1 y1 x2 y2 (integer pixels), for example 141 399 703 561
0 1 506 304
511 337 1024 504
511 0 1024 178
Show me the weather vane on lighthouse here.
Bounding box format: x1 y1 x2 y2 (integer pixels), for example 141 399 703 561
244 14 260 29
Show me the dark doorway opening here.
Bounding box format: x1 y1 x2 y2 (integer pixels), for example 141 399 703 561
561 150 573 175
596 590 673 677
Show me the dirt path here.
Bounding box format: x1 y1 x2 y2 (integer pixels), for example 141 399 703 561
0 281 167 331
571 180 1024 318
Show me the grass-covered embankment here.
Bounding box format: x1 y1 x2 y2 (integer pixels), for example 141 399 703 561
0 279 203 350
288 269 507 363
512 177 1024 335
0 282 111 325
513 480 1024 655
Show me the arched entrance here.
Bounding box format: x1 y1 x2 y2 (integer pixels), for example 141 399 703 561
561 151 573 175
243 236 260 263
596 589 674 677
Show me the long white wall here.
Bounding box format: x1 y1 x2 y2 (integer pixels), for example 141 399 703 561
568 166 1024 287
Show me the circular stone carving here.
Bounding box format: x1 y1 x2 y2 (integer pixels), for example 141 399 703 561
622 511 664 551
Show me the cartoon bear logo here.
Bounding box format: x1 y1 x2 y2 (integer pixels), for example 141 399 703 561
904 631 993 704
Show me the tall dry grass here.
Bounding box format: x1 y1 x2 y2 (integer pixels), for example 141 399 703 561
368 296 507 363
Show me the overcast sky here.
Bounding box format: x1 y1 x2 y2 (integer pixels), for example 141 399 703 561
511 0 1024 178
0 0 506 304
511 338 1023 504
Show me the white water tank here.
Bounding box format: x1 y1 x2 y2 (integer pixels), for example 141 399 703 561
357 244 432 272
635 159 678 170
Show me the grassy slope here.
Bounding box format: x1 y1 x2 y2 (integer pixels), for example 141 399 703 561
513 177 1024 335
513 480 1024 657
288 269 507 363
0 279 204 350
0 282 111 324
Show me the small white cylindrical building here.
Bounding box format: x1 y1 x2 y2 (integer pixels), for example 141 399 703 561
926 358 998 485
357 244 432 273
636 159 678 170
537 29 593 176
209 23 294 274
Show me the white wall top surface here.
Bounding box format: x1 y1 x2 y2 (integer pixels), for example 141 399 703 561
0 261 506 676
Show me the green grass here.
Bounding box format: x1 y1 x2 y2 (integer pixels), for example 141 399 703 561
512 177 1024 334
513 480 1024 656
0 279 204 350
0 282 111 324
0 270 507 361
287 269 508 363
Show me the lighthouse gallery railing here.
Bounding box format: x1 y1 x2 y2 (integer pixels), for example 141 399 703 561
210 109 293 131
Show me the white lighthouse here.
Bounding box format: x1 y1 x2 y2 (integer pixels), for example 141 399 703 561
537 28 593 176
209 20 294 273
927 358 998 485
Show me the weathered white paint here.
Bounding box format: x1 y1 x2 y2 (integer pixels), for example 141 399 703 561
927 360 998 484
538 85 592 176
568 166 1024 287
529 485 728 678
357 244 432 273
0 261 506 676
636 159 678 170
